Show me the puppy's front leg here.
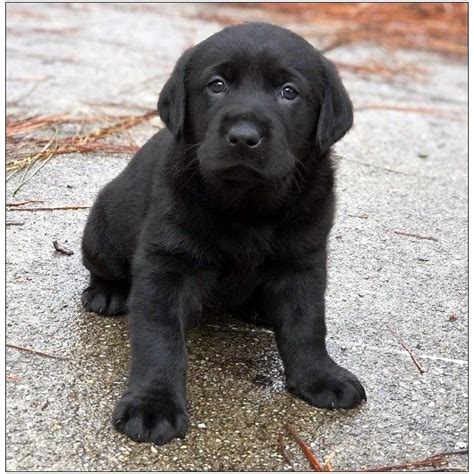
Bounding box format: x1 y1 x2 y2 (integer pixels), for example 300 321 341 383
113 254 201 445
264 250 366 409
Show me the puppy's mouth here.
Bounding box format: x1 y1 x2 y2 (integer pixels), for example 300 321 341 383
216 165 265 185
196 141 296 188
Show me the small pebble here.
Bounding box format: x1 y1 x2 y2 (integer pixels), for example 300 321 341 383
197 423 206 429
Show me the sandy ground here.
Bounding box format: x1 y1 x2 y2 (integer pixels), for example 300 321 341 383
6 3 467 471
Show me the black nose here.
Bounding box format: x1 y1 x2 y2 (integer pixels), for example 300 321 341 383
227 123 262 148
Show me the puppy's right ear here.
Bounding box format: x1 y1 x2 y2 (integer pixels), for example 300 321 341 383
158 48 193 140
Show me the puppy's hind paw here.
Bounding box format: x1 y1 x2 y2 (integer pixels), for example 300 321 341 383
81 280 128 316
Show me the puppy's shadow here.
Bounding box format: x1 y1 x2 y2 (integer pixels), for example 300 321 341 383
188 306 285 392
75 302 285 399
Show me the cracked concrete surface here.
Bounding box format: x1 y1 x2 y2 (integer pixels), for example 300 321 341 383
6 3 467 471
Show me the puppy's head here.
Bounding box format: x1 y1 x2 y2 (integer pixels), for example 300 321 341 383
158 23 352 197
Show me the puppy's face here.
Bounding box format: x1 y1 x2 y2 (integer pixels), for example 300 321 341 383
159 23 353 198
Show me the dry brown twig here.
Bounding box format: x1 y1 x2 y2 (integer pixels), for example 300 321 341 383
278 432 297 471
387 326 425 374
394 231 438 242
6 343 69 361
6 199 45 207
338 157 411 176
8 204 91 211
285 424 329 471
7 114 90 136
53 240 74 256
357 450 468 472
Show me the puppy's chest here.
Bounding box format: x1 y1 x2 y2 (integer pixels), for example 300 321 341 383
211 219 283 265
206 225 273 304
210 258 261 306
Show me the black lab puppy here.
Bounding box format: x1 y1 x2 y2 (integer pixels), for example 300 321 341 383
82 23 366 445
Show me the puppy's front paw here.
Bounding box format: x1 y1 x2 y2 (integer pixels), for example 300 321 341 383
288 359 366 410
112 391 188 445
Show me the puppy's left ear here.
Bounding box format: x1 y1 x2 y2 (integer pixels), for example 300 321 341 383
316 57 353 154
158 48 194 140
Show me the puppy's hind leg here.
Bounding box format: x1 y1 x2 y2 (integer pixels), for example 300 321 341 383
81 204 131 316
82 275 130 316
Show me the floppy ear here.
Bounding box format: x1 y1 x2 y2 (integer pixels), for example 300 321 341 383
316 57 354 154
158 48 193 139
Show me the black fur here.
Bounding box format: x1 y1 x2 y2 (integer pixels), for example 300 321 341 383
82 23 365 445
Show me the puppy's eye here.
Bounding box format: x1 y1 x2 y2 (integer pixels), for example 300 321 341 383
280 85 299 100
208 79 227 94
